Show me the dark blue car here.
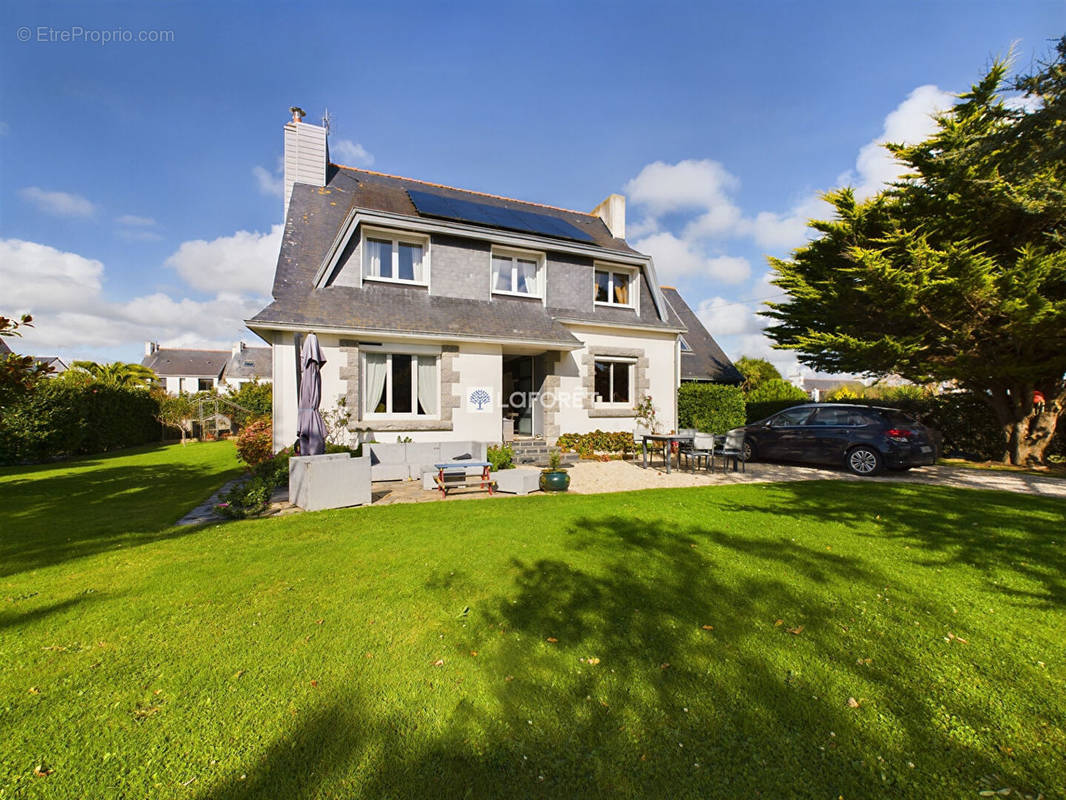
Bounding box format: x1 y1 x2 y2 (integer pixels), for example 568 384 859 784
734 403 937 476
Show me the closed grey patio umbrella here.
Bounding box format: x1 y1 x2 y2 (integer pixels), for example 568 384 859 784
296 333 327 456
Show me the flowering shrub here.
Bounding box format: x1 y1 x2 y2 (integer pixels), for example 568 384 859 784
235 418 273 467
556 430 636 457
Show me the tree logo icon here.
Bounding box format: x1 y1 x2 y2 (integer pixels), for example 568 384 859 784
469 388 491 411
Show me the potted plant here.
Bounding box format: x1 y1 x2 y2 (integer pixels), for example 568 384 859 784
539 449 570 492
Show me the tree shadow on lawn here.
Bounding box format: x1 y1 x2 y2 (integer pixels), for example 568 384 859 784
198 513 1054 799
0 461 239 578
713 480 1066 609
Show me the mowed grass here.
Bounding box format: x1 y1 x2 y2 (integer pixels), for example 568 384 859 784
1 444 1064 799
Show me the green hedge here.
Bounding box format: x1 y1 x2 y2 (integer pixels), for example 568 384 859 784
0 381 161 464
677 383 746 434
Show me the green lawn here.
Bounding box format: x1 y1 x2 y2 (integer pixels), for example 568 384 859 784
1 443 1063 799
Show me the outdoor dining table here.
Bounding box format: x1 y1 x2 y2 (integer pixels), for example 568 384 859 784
641 434 694 474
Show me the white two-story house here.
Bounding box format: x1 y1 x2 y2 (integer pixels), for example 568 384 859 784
248 111 737 451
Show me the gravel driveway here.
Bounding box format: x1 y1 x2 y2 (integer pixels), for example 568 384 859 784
567 459 1066 499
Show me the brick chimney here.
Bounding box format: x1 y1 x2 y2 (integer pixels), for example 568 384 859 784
592 193 626 239
283 107 328 215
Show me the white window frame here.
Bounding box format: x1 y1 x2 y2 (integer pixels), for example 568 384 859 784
679 335 693 353
592 357 636 406
361 226 430 287
490 246 545 301
593 262 639 310
362 351 441 419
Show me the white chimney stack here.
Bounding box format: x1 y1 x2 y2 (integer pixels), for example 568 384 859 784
231 341 245 357
283 106 328 215
145 341 159 356
592 193 626 240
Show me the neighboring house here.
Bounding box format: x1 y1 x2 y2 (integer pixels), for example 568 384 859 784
33 356 69 375
248 111 731 450
660 287 742 384
142 342 272 394
793 376 867 401
0 339 69 376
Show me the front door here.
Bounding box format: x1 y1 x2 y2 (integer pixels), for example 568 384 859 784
504 356 535 436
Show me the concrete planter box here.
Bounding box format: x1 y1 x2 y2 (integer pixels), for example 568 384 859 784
289 453 371 512
492 467 541 495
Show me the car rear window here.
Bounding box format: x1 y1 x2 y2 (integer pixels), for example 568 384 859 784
880 410 917 426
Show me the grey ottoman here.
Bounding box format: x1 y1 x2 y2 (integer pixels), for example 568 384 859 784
492 468 541 495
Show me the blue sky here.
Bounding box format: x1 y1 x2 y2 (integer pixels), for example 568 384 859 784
1 0 1061 372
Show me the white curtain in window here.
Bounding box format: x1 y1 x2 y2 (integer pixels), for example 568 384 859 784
417 356 438 415
367 239 390 278
516 259 537 294
365 353 388 413
493 255 511 291
408 244 424 282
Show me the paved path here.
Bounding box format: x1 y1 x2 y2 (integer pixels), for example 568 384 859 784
566 459 1066 499
178 460 1064 521
175 477 246 526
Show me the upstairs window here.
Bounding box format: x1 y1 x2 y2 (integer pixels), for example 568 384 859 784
492 249 542 297
594 267 635 307
363 229 428 284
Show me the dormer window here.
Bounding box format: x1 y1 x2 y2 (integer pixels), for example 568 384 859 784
594 265 637 308
491 247 543 298
362 227 429 285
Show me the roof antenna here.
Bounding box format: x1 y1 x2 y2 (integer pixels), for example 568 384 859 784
321 107 332 135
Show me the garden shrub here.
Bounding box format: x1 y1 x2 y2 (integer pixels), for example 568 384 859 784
235 419 273 467
226 381 272 429
556 430 637 456
487 444 515 471
745 378 808 403
0 381 161 464
677 383 746 433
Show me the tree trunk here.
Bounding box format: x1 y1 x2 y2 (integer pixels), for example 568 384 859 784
986 383 1063 466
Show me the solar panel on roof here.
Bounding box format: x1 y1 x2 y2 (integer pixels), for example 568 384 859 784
407 189 596 243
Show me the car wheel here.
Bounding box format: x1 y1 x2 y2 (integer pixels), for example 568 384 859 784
845 446 883 476
742 440 756 462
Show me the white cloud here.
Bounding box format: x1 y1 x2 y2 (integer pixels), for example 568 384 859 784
331 138 375 167
0 237 268 359
625 159 739 216
19 186 96 218
634 232 751 284
696 296 764 337
253 164 283 197
116 214 156 227
115 214 162 242
0 239 104 311
843 84 955 199
1004 93 1042 113
164 224 282 296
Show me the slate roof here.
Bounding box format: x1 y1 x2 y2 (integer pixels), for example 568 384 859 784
223 346 272 380
249 168 682 344
661 287 743 384
142 348 229 378
34 356 68 374
0 338 11 356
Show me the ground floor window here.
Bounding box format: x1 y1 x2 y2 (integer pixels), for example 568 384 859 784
593 359 633 405
198 378 213 392
364 353 438 416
